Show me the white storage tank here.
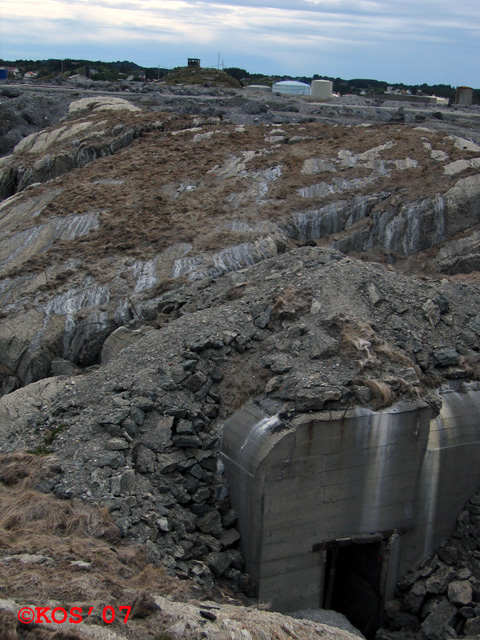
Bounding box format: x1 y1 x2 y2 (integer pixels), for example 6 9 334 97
311 79 333 99
272 80 310 96
455 86 473 106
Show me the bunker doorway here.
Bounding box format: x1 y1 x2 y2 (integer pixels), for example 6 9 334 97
321 535 393 639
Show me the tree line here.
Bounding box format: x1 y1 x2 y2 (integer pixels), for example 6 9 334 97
223 68 479 103
1 59 478 103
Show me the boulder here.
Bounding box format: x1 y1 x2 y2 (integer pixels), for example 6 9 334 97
421 600 458 640
464 616 480 635
101 326 152 364
427 567 456 594
309 330 339 360
448 580 473 607
295 385 342 411
434 348 460 367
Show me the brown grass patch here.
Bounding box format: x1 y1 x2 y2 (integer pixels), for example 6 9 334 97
0 610 17 640
342 318 423 383
3 118 465 289
360 379 394 408
0 454 59 489
0 453 196 609
376 341 418 370
21 630 87 639
270 286 312 328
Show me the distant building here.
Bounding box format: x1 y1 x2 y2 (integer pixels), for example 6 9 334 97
66 74 94 87
272 80 310 96
380 93 438 106
311 79 333 99
188 58 200 68
247 85 271 93
455 86 473 106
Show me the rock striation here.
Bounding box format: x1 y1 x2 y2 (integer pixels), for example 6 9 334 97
0 97 146 200
0 94 479 394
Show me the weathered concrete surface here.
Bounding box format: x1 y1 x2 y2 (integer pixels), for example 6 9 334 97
221 389 480 614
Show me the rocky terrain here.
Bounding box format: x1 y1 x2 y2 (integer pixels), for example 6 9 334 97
1 81 480 639
379 489 480 640
0 452 361 640
0 88 479 394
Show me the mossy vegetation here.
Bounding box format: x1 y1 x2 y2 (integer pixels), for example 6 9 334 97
163 66 242 88
28 423 68 455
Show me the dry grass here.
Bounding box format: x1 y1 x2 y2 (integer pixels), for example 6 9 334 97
341 318 428 407
0 453 196 609
0 610 18 640
342 319 378 372
163 66 241 88
360 379 394 408
270 286 312 328
3 118 464 290
376 341 420 372
342 319 375 348
342 319 423 381
0 454 264 640
0 454 59 488
15 624 86 639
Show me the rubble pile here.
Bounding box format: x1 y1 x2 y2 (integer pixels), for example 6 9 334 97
380 491 480 640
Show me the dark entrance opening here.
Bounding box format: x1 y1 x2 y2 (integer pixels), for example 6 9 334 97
321 536 390 639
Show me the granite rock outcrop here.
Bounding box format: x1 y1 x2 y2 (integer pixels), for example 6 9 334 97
0 92 479 394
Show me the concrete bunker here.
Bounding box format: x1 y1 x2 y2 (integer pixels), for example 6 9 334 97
221 389 480 635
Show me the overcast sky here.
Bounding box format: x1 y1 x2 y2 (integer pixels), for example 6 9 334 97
1 0 479 86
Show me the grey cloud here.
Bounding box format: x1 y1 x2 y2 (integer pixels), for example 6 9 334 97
2 0 478 86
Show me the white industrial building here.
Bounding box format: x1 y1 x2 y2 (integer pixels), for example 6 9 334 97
272 78 334 99
311 79 333 99
272 80 311 96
